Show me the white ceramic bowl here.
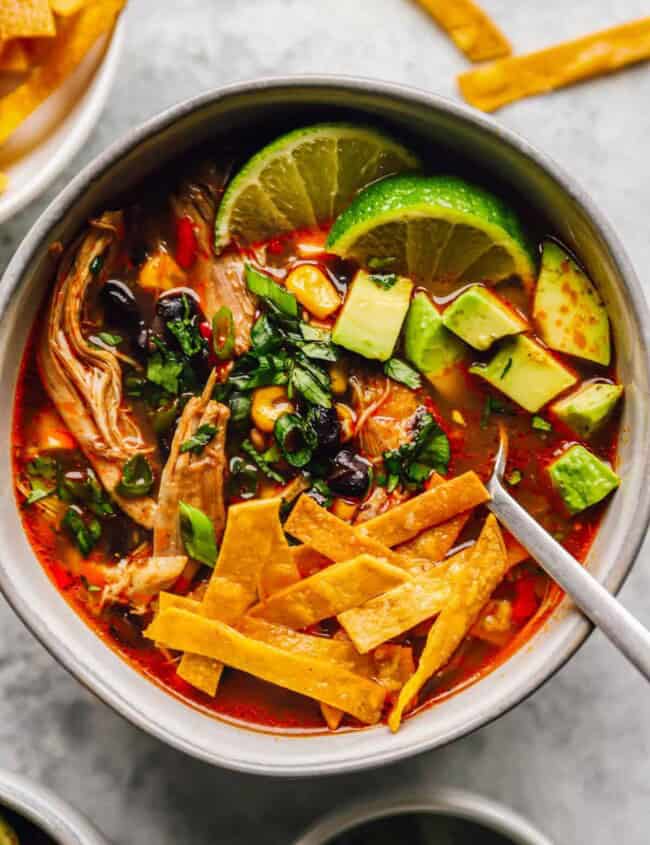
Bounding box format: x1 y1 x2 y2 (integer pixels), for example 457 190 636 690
0 770 108 845
0 78 648 777
0 13 125 224
293 788 554 845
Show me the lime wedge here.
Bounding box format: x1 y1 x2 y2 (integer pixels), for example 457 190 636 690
326 174 536 287
214 123 420 253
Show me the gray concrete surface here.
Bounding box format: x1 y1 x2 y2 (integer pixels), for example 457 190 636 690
1 1 649 842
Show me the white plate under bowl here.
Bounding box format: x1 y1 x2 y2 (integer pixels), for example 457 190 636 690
0 13 125 225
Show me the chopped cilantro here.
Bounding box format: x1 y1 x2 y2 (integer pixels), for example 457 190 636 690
531 415 552 432
384 357 422 390
180 423 218 455
369 272 398 290
506 469 523 486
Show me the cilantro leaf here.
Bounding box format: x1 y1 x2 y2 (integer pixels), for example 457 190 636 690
384 357 422 389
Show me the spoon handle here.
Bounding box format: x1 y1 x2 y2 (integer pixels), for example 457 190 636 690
488 483 650 682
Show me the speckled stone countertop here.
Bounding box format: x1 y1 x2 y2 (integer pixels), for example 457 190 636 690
1 1 649 842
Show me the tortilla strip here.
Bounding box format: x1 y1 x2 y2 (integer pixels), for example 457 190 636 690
290 544 331 577
397 510 470 563
0 38 30 71
147 608 386 725
247 554 409 629
50 0 88 15
338 553 462 653
507 538 529 568
158 594 411 729
257 506 300 599
0 0 55 40
357 472 489 548
415 0 510 62
0 172 6 194
388 514 508 731
285 494 415 570
0 0 125 145
177 498 286 694
458 17 650 113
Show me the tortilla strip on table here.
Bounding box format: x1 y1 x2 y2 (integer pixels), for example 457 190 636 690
177 498 287 695
146 608 386 725
388 514 508 731
337 552 464 653
356 471 489 548
0 1 126 145
284 494 417 570
414 0 510 62
458 17 650 113
247 554 409 629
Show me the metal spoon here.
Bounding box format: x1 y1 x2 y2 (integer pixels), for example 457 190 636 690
487 426 650 681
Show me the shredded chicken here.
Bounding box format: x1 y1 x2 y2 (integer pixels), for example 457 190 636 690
38 213 158 528
153 369 230 556
101 553 188 608
171 163 257 354
350 371 419 457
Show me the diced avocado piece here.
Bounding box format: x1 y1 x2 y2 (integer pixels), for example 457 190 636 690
469 335 577 413
533 241 610 365
332 270 413 362
547 444 619 515
404 291 466 377
551 381 623 438
442 285 528 351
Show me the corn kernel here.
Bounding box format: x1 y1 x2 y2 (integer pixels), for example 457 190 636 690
250 428 267 451
285 265 340 319
138 252 185 290
251 387 294 433
451 409 466 426
331 498 358 521
329 360 349 395
335 403 355 442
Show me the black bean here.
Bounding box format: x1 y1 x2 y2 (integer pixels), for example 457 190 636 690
327 449 371 498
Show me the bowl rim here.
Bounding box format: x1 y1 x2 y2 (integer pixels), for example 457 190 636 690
0 769 108 845
292 787 555 845
0 13 126 225
1 75 649 777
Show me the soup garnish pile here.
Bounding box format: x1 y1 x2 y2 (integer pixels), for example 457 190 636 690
13 123 621 732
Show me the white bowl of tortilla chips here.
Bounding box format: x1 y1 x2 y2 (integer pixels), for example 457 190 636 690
0 0 126 224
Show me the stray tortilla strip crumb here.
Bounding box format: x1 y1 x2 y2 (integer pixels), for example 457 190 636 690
415 0 510 62
0 172 7 193
458 16 650 112
146 608 386 725
0 0 55 40
0 0 125 145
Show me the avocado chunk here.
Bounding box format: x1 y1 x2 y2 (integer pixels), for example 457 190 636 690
551 381 623 438
442 285 528 351
547 444 620 515
404 291 466 377
469 335 577 413
533 241 610 365
332 270 413 361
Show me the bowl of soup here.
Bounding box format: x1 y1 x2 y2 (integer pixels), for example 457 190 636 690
294 789 554 845
0 77 648 775
0 770 108 845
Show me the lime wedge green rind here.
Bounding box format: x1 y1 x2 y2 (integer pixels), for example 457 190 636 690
214 123 421 253
325 174 536 287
